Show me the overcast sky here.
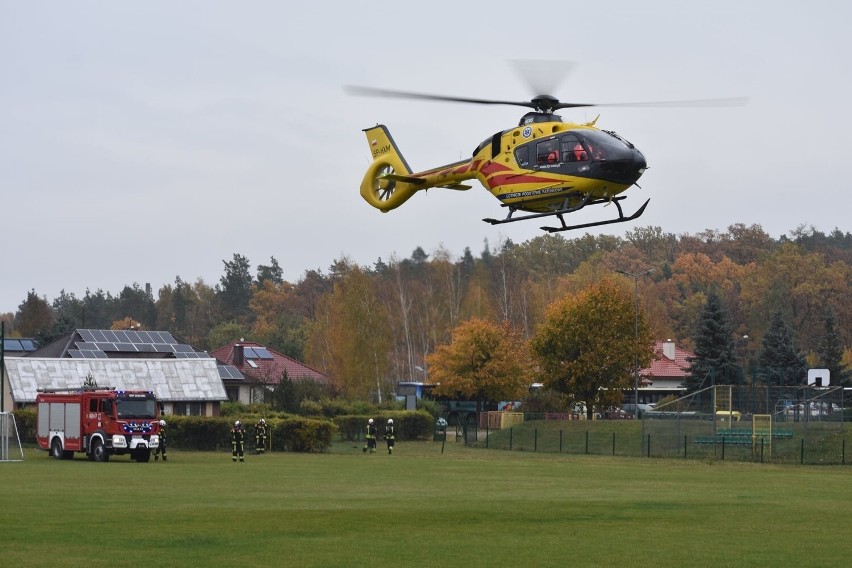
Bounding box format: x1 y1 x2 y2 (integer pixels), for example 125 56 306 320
2 1 849 314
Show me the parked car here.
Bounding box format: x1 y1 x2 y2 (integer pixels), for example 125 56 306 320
622 403 656 417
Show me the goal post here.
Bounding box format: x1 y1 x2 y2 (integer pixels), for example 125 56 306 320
0 412 24 462
753 414 772 458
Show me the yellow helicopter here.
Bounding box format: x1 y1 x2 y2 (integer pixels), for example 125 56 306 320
349 67 745 232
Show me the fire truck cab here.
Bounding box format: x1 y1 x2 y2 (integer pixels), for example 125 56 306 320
36 389 161 462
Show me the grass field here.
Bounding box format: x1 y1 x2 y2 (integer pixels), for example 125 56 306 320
3 440 852 567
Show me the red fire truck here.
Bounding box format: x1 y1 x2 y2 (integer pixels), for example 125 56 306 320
36 388 161 462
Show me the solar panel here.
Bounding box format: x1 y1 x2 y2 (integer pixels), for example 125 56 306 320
113 330 130 343
91 330 108 342
218 365 244 379
253 347 274 360
4 339 24 351
78 330 97 342
172 344 194 353
102 331 119 343
153 344 173 353
69 350 84 358
20 339 37 351
96 342 118 351
136 343 156 352
137 331 156 343
114 343 138 352
243 347 258 358
156 331 177 344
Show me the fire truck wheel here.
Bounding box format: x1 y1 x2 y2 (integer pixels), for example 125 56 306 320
50 438 63 460
91 438 109 462
134 449 151 463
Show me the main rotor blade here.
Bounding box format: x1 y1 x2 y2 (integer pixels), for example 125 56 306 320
555 97 749 109
344 85 538 109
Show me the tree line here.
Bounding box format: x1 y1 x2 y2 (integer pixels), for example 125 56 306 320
3 224 850 404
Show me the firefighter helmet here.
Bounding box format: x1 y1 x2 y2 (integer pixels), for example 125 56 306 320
260 418 266 425
234 420 241 428
159 420 166 427
388 419 393 424
368 418 374 424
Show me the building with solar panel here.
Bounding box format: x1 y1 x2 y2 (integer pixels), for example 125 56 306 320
2 329 234 416
210 341 329 405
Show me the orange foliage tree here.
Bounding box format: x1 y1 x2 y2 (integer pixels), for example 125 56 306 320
531 277 654 418
427 317 532 410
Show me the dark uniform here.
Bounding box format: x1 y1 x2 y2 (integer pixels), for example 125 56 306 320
363 419 377 454
232 421 245 462
385 420 395 454
255 419 267 454
154 420 167 461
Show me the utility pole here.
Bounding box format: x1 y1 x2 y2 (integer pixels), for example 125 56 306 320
616 269 653 415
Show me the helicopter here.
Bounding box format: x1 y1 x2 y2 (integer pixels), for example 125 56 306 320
348 64 745 233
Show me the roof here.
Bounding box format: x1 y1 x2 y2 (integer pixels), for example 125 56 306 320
4 357 228 404
641 340 693 382
28 329 211 360
210 341 328 385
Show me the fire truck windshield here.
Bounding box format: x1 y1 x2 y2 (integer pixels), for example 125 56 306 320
115 396 158 419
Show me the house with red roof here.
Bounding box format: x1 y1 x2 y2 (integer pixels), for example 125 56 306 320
210 340 329 404
637 339 692 405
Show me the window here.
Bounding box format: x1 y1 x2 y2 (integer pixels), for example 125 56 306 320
515 146 530 168
561 134 588 162
536 138 560 166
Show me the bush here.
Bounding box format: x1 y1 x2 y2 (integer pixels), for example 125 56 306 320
12 409 36 446
334 411 433 442
272 417 336 452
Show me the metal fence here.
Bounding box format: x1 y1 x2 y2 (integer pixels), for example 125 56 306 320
453 386 851 465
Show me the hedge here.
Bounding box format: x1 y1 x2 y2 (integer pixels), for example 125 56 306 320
11 410 336 453
335 410 434 442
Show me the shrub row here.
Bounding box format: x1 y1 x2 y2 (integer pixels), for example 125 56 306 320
334 410 434 442
11 410 335 453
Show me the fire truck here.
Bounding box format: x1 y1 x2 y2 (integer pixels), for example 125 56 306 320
36 388 161 462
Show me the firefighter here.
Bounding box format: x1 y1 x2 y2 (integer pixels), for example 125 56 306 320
154 419 168 461
255 418 267 454
363 418 377 454
385 418 395 454
232 420 245 462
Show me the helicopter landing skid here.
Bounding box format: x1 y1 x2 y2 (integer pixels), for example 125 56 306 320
483 195 649 233
540 197 650 233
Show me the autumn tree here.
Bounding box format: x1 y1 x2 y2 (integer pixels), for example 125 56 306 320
531 277 653 418
305 261 390 401
15 290 54 338
427 317 532 410
756 311 807 386
685 292 741 391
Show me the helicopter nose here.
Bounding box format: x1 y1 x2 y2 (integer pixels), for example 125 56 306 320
632 150 647 183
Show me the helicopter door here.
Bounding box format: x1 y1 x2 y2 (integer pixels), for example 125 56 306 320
535 138 561 169
560 134 592 175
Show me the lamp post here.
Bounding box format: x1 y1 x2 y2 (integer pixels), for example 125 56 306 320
616 268 654 416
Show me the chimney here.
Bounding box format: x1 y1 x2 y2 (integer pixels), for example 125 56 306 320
234 344 244 366
663 339 676 361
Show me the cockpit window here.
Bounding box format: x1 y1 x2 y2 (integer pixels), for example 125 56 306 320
536 138 560 166
561 134 588 162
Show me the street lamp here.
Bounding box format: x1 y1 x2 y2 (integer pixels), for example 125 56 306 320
616 268 654 416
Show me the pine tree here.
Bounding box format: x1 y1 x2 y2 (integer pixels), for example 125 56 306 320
816 306 851 387
685 292 739 391
756 311 807 386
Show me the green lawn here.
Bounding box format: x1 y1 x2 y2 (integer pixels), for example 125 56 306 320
3 441 851 567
